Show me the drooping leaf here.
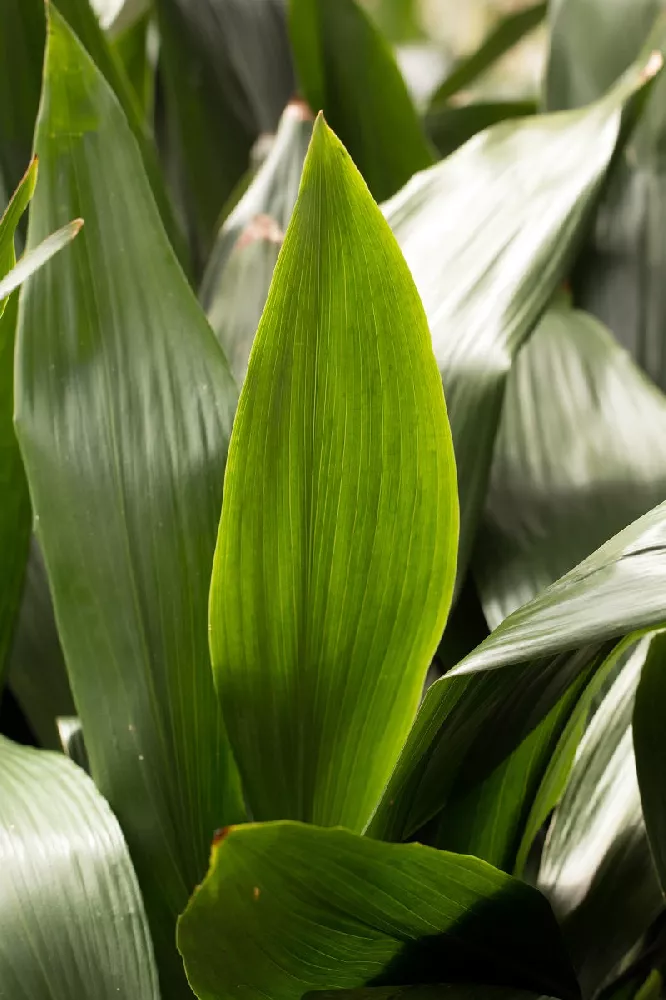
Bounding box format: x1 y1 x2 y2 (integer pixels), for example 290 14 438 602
634 630 666 893
177 822 578 1000
14 11 244 994
474 302 666 629
0 736 160 1000
209 115 458 831
425 101 537 160
289 0 433 201
200 98 313 383
155 0 295 268
383 49 662 584
539 639 663 997
429 2 547 108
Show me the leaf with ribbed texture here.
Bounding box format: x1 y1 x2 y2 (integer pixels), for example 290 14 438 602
178 822 578 1000
383 50 661 585
634 630 666 893
209 115 458 831
429 2 547 108
156 0 295 269
539 639 663 998
201 99 313 384
425 101 536 160
289 0 433 202
0 736 159 1000
15 11 244 995
475 303 666 630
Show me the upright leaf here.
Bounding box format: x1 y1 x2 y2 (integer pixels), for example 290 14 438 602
634 630 666 893
0 737 159 1000
540 641 663 997
209 116 458 831
15 11 244 994
289 0 433 201
475 303 666 629
178 822 578 1000
384 49 662 583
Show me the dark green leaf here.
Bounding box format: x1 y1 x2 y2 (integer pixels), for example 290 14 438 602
474 303 666 629
425 101 537 160
14 11 244 994
209 115 458 831
634 630 666 893
308 990 551 1000
178 822 579 1000
200 98 313 384
289 0 433 201
540 640 663 997
0 736 159 1000
112 11 154 122
429 3 547 108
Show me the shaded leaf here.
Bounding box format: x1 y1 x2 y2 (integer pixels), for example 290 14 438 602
308 991 551 1000
0 736 159 1000
634 630 666 893
178 822 578 1000
201 98 313 383
425 101 536 160
289 0 433 201
15 11 244 994
112 11 155 121
539 639 663 997
475 303 666 629
209 115 457 831
57 715 90 771
429 3 547 108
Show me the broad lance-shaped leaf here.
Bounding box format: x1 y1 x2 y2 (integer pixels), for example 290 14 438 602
177 822 578 1000
634 630 666 894
474 302 666 629
209 115 458 831
539 640 663 998
0 736 160 1000
15 11 244 996
383 47 662 585
289 0 433 202
370 495 666 841
201 98 313 384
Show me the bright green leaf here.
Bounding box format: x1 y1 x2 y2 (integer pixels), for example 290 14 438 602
289 0 433 201
634 630 666 893
209 115 458 831
178 822 578 1000
14 10 244 994
0 736 160 1000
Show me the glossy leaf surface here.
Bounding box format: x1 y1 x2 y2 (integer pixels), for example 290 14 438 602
0 737 160 1000
634 630 666 893
475 303 666 629
15 12 244 993
289 0 433 201
209 116 458 831
178 822 578 1000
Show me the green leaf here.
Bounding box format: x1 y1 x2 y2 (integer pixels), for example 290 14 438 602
289 0 433 201
425 101 537 160
307 991 551 1000
634 630 666 893
201 99 313 384
57 715 90 771
177 822 579 1000
429 2 547 108
0 736 160 1000
474 303 666 630
155 0 295 269
14 10 244 994
539 639 663 997
209 115 458 831
384 50 661 585
112 11 154 122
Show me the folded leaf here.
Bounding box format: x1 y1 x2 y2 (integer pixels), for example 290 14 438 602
209 115 458 831
14 10 244 994
289 0 433 201
475 303 666 629
384 49 662 584
0 736 159 1000
201 98 313 383
178 822 578 1000
539 640 663 997
634 630 666 894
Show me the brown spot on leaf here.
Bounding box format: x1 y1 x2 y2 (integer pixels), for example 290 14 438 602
237 214 284 250
253 886 261 900
212 827 231 847
641 51 663 83
287 96 315 121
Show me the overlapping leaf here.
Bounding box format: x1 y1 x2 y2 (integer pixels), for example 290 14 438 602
14 11 244 994
634 630 666 893
0 736 159 1000
178 822 578 1000
209 116 458 831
